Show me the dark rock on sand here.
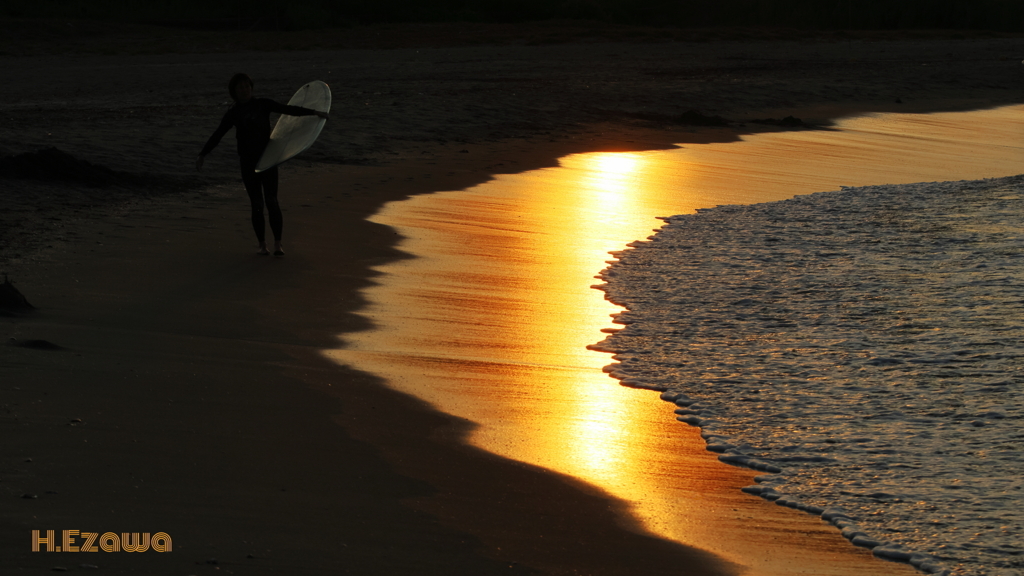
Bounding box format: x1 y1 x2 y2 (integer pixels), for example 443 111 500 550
0 275 33 312
7 338 65 351
586 108 731 127
673 109 730 127
749 115 811 127
0 148 201 209
0 147 120 187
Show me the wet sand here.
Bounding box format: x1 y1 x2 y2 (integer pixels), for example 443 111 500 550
1 148 744 575
2 25 1024 575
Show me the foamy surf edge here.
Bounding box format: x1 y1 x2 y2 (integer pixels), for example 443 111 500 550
589 175 1024 576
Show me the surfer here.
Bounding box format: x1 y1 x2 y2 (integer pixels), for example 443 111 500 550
196 73 329 256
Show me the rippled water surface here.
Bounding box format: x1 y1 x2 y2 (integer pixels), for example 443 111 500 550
594 176 1024 576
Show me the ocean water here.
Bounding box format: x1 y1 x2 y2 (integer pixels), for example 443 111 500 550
334 104 1024 576
591 176 1024 576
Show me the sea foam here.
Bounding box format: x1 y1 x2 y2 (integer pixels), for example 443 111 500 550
591 175 1024 576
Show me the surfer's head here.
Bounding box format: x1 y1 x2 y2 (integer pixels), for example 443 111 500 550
229 73 254 103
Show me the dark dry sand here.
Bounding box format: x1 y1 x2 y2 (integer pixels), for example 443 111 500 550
2 23 1023 574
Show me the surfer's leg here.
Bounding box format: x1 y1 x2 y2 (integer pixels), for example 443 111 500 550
263 167 283 241
262 167 284 255
241 163 269 253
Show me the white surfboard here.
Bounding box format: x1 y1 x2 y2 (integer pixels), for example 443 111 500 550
255 80 331 173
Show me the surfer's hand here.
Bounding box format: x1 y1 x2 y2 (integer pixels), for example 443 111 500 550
195 155 205 172
316 111 330 120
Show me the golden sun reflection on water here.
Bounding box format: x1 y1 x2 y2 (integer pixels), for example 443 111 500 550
327 105 1024 575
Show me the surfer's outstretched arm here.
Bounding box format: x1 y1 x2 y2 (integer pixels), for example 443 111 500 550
200 113 234 154
269 101 328 120
196 111 237 172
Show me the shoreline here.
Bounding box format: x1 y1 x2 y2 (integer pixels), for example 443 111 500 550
327 106 1024 576
3 35 1023 574
1 119 927 576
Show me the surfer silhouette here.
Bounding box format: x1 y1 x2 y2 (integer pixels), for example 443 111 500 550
196 73 329 256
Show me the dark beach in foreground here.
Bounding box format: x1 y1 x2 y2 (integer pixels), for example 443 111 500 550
1 21 1022 574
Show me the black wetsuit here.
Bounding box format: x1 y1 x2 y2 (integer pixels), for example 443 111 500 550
200 98 318 244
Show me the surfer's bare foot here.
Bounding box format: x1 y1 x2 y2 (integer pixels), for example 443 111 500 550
273 243 285 256
257 243 270 255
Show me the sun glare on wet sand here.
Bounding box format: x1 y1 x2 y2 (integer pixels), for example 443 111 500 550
327 105 1024 575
